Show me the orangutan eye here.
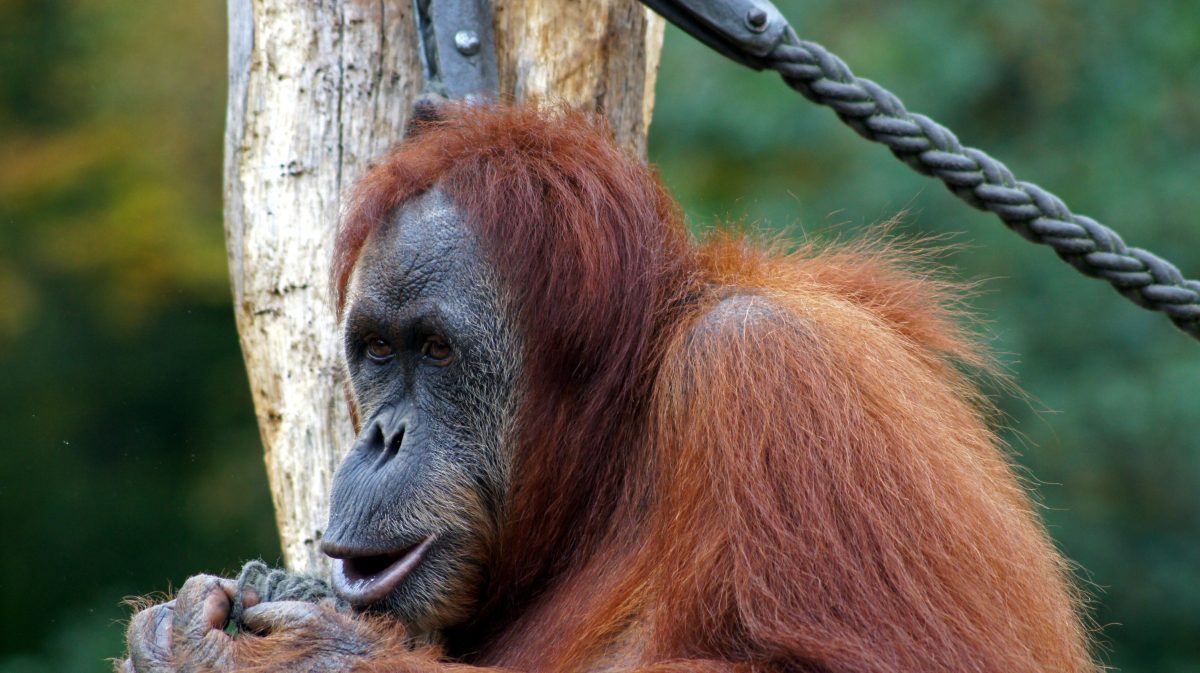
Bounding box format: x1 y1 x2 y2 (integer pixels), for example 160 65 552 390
365 336 394 362
421 335 453 364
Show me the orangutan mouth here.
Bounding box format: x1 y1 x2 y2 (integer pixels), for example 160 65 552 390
328 535 436 607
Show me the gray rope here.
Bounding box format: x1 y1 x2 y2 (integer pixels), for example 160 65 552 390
229 560 350 630
764 29 1200 341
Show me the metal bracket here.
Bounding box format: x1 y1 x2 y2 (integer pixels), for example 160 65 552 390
412 0 499 100
639 0 789 70
412 0 785 98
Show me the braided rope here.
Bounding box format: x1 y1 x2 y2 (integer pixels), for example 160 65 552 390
764 30 1200 341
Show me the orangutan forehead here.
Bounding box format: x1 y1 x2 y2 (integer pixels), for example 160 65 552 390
347 188 486 310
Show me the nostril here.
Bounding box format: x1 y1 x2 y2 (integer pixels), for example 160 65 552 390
373 423 405 469
387 425 404 457
369 420 385 448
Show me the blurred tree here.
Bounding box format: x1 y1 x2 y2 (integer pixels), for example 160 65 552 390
0 0 1196 672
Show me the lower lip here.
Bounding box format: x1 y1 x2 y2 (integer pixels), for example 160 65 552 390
331 535 436 607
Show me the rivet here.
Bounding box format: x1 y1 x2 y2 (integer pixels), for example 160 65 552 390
454 30 481 56
744 7 769 32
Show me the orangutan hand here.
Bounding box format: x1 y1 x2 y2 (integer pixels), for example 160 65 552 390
119 574 390 673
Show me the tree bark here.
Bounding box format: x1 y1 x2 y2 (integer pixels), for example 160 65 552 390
224 0 664 577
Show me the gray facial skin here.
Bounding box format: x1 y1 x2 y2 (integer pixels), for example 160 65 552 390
321 188 521 636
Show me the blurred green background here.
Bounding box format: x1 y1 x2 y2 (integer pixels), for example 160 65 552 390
0 0 1196 671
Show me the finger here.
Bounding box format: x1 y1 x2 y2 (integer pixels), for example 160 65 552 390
173 575 237 644
239 585 261 610
127 603 175 673
171 575 240 670
240 600 332 635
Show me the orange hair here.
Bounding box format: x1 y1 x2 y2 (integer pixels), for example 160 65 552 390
333 104 1095 673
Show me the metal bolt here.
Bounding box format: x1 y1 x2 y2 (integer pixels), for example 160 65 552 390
744 7 769 32
454 30 481 56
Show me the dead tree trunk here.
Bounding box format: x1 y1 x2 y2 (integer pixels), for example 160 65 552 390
224 0 664 576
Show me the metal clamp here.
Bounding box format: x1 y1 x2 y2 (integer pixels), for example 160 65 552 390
412 0 499 100
639 0 790 70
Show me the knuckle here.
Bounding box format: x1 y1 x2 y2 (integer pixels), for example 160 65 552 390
171 577 235 649
128 606 154 635
127 607 173 671
177 574 222 598
127 603 171 648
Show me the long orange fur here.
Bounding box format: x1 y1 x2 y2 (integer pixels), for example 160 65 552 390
318 104 1096 673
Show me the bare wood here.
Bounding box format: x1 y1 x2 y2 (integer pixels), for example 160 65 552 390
224 0 664 576
494 0 665 156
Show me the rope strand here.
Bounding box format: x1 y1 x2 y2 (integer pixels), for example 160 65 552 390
765 31 1200 340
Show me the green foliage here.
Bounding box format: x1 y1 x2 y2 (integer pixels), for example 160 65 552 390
0 0 1196 671
0 2 278 671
